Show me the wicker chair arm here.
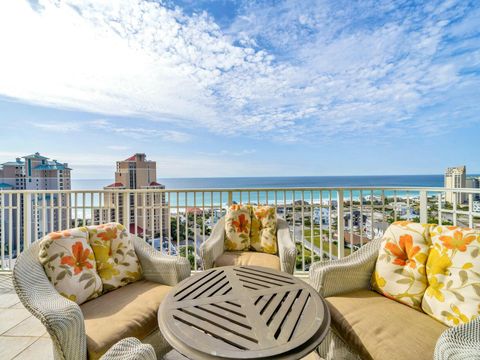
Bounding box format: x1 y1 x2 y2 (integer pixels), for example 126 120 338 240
13 243 86 360
434 317 480 360
133 236 191 286
276 218 296 274
100 338 157 360
199 218 225 270
308 237 382 297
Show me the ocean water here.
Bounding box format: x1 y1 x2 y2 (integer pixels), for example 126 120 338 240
73 175 446 190
71 175 450 207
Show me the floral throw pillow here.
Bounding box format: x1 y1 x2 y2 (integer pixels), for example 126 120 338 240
250 206 278 255
87 223 143 293
224 205 251 251
39 227 102 304
249 205 261 247
422 226 480 326
371 221 432 310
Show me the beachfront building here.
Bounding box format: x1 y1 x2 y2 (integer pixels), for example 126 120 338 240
344 210 367 231
444 166 467 204
0 153 71 250
0 183 14 253
466 177 480 200
0 152 71 191
313 207 330 225
466 177 480 188
94 154 167 236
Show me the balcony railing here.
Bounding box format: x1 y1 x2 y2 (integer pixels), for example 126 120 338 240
1 187 480 273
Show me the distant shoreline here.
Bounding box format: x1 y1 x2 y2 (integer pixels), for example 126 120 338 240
72 175 454 190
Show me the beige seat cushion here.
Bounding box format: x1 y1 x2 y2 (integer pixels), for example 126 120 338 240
326 290 447 360
214 251 281 270
81 279 172 359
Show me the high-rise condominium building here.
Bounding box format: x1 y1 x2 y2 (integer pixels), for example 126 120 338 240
95 154 167 236
0 153 71 250
444 166 467 204
0 152 71 190
466 176 480 201
466 177 480 189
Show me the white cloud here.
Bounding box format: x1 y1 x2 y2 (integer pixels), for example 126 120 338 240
30 119 192 143
109 126 192 142
200 149 256 157
106 145 130 151
31 121 82 132
161 130 192 143
0 0 478 143
89 119 110 129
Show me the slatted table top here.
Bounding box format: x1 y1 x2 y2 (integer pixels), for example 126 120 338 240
158 266 330 360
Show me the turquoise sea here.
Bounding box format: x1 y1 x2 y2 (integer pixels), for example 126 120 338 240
71 175 453 207
73 175 446 190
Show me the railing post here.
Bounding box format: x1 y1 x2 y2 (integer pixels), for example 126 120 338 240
468 193 473 228
419 190 428 224
453 193 457 226
122 191 130 231
23 192 32 249
336 190 345 258
227 191 233 206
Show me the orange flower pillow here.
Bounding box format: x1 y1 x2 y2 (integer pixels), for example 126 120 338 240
250 206 277 254
39 227 102 304
224 205 251 251
371 221 432 309
422 226 480 326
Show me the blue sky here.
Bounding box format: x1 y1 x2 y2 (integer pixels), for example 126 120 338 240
0 0 479 179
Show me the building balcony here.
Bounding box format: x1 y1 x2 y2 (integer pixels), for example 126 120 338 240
0 186 480 359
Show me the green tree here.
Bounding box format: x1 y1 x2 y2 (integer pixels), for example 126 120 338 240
170 217 193 242
179 245 196 269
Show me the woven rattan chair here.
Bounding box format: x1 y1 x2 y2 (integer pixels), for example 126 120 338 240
13 235 191 360
200 217 296 274
309 237 480 360
100 338 156 360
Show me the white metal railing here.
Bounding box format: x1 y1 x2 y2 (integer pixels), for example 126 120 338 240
1 187 480 273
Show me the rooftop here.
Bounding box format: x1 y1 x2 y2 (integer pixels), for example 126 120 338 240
105 182 125 188
1 162 24 167
33 162 70 171
22 153 48 160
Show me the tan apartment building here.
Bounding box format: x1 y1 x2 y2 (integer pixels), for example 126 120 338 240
95 154 168 237
444 166 467 204
0 152 71 251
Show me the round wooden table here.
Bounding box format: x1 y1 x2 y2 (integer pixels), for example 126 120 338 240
158 266 330 360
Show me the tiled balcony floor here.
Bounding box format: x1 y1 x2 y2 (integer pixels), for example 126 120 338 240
0 273 53 360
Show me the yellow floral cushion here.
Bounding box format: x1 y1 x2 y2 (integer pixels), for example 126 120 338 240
371 221 432 310
422 226 480 326
250 206 277 255
87 223 143 293
224 205 251 251
249 205 261 247
39 227 102 304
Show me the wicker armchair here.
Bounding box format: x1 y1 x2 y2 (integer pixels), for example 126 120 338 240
13 235 191 360
100 338 156 360
309 237 480 360
200 217 296 274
